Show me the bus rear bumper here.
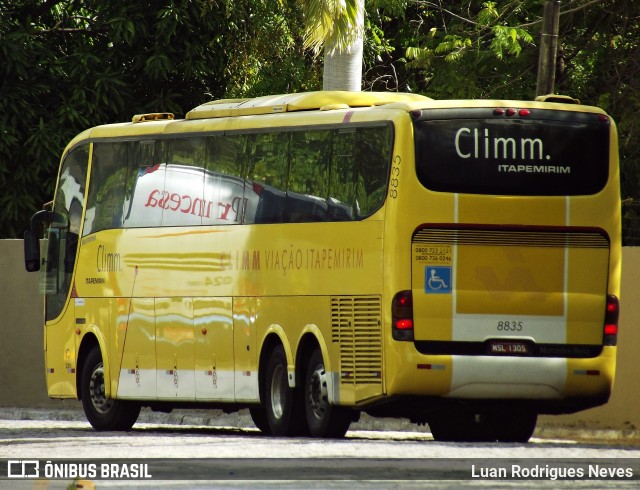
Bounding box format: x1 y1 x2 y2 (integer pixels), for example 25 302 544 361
446 355 567 399
363 393 611 426
382 346 615 416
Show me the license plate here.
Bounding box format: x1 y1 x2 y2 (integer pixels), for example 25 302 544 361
488 340 530 355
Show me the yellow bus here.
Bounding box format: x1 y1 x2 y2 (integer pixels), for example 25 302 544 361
24 91 620 442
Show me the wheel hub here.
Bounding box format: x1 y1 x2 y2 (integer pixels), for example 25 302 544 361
308 366 328 420
89 363 113 414
270 364 286 419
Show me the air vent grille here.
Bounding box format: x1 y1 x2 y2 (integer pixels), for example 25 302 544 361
331 296 382 385
413 228 609 248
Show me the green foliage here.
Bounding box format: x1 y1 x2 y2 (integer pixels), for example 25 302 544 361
298 0 363 55
223 0 321 97
490 26 533 59
388 1 538 98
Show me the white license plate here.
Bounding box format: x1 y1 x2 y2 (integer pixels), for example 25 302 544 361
488 340 530 355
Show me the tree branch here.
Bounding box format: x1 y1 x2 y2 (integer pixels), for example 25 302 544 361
30 0 67 20
484 64 536 97
415 0 614 30
518 0 612 28
414 1 479 28
37 27 107 34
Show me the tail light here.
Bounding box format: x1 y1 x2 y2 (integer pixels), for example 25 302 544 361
392 290 414 341
603 294 619 346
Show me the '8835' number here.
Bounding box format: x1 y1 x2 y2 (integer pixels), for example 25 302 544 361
389 155 401 198
497 320 524 331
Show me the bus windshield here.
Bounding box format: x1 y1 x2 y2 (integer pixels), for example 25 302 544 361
45 144 88 321
413 108 610 196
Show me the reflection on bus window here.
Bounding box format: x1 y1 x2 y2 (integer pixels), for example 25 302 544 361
288 130 331 222
82 124 393 233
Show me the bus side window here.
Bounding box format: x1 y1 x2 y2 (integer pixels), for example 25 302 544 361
162 138 206 227
205 134 249 225
246 132 289 224
355 125 393 218
287 130 331 222
121 142 139 227
122 140 164 228
328 129 357 221
84 142 130 235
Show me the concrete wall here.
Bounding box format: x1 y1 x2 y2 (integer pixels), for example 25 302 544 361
0 239 637 430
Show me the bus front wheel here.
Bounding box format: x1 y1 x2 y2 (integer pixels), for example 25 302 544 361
304 348 351 438
80 346 140 431
264 345 307 436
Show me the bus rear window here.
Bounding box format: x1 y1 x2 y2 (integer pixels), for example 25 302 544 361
414 108 610 196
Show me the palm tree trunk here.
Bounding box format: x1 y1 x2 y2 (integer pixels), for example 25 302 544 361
322 0 364 91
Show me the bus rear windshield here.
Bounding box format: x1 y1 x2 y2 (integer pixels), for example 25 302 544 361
413 108 610 196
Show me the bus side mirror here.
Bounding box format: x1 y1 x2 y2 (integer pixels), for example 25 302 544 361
24 229 41 272
23 209 65 272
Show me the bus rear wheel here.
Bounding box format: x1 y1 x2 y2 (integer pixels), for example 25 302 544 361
304 348 351 438
264 345 307 436
80 346 140 431
428 410 481 442
249 406 271 435
489 411 537 443
429 409 537 443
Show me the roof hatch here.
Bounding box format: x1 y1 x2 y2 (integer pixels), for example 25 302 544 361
132 113 175 123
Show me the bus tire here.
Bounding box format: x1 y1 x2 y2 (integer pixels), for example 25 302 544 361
80 346 140 431
249 406 271 435
491 411 537 443
428 411 479 442
264 345 307 436
429 410 536 443
304 348 351 438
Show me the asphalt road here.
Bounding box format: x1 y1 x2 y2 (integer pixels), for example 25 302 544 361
1 409 639 489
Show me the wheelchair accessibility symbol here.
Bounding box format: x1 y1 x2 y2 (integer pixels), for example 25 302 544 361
425 266 452 294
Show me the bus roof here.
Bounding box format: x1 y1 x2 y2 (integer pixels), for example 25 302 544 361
185 91 432 120
123 91 606 132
